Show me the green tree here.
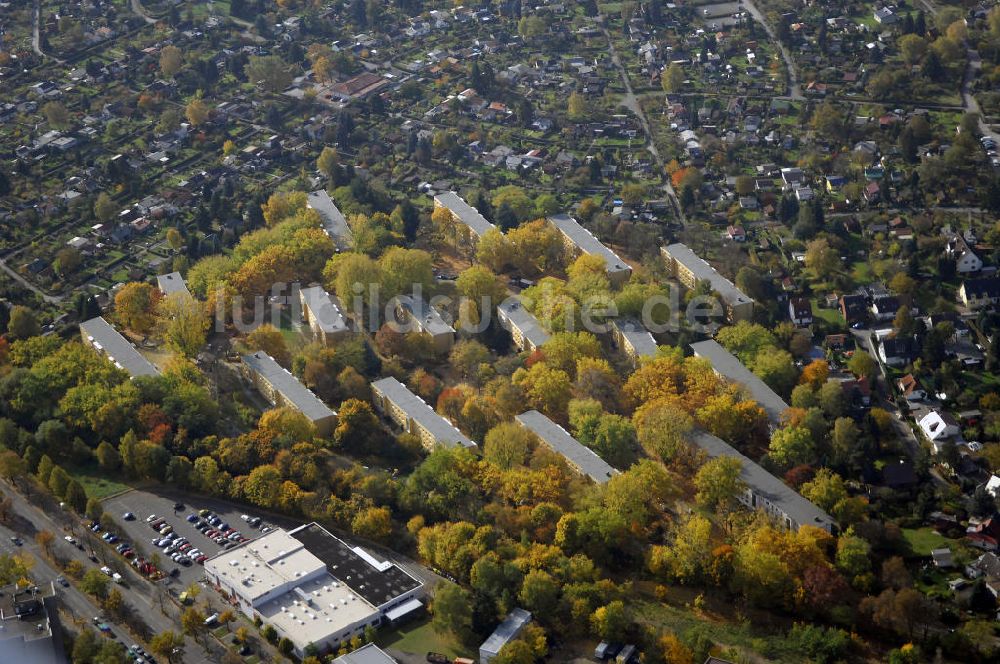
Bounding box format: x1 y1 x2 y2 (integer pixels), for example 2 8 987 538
590 601 629 642
431 582 472 639
80 568 110 598
769 425 814 468
7 306 40 340
247 55 293 93
661 63 685 92
694 456 745 511
483 422 534 469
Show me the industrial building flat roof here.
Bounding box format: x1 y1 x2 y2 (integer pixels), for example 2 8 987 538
334 644 399 664
688 429 835 532
307 190 354 251
289 523 423 608
515 410 617 483
81 317 160 378
300 286 349 334
205 529 328 604
394 295 454 337
690 340 789 424
371 377 477 449
242 351 336 424
549 214 630 275
480 608 532 657
156 271 191 298
497 298 550 348
663 243 753 307
434 191 496 238
612 319 658 358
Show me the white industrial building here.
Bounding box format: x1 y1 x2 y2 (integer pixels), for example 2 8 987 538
205 524 423 658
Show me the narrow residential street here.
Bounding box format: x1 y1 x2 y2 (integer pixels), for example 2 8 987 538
741 0 804 100
601 25 686 224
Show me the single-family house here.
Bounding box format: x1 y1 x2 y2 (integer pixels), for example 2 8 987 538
788 298 813 326
919 409 960 443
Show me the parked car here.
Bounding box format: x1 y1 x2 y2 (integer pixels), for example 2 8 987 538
122 512 135 521
186 514 199 523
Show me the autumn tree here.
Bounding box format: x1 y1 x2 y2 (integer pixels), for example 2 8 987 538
245 324 290 366
804 238 839 279
661 63 685 92
185 98 210 126
160 45 183 77
115 282 161 335
7 306 40 339
157 292 209 357
247 55 293 93
42 101 70 129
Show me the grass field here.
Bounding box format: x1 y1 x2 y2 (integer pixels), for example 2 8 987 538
377 618 470 660
69 465 131 499
902 526 949 556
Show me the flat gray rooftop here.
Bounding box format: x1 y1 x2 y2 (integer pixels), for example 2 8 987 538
690 339 788 424
549 214 631 276
663 243 753 307
81 317 159 378
497 298 550 349
689 429 835 532
156 271 191 298
372 377 476 449
434 191 496 238
395 295 453 337
515 410 617 483
300 285 349 334
480 608 532 657
243 351 336 424
307 189 354 251
612 319 658 358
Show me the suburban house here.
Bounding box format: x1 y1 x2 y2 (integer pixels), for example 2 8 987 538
204 524 423 659
156 271 191 298
897 374 926 402
610 318 658 366
840 293 868 323
548 214 632 285
393 295 454 353
918 409 960 444
307 189 354 251
871 295 901 321
878 336 916 367
690 340 789 426
788 298 813 326
479 609 532 664
241 351 338 436
688 429 836 533
433 191 496 241
662 243 754 322
370 377 477 450
80 317 160 379
515 410 618 484
496 298 550 352
959 276 1000 309
299 285 351 346
947 234 983 275
967 516 1000 552
966 552 1000 598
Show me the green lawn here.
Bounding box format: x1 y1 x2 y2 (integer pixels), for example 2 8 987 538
810 299 844 327
69 465 131 500
377 618 470 660
902 527 949 556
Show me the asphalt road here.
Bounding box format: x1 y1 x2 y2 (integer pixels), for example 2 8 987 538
0 480 221 664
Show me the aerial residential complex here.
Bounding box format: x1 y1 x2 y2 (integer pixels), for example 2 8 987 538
661 243 754 322
433 191 496 240
299 285 351 346
371 377 477 450
241 351 338 436
690 339 790 426
496 298 550 353
515 410 618 484
307 189 354 252
549 213 632 285
688 430 836 534
80 316 160 378
205 524 423 658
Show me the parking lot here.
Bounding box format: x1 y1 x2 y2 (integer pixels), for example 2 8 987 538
102 489 295 588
